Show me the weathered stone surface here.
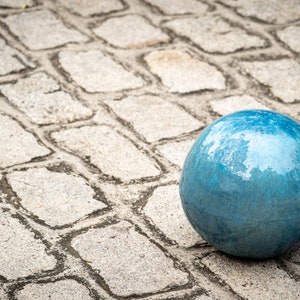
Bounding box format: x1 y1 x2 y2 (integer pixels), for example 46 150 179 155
156 139 194 168
143 185 202 247
7 167 106 227
240 59 300 103
0 37 31 76
219 0 300 24
0 113 50 168
0 73 92 125
3 10 88 50
0 0 33 8
58 50 144 92
94 14 170 49
71 221 189 297
15 279 93 300
277 25 300 53
59 0 124 17
0 208 57 279
145 49 226 93
202 253 300 300
107 95 202 142
165 16 266 53
143 0 208 15
52 125 160 181
210 95 269 116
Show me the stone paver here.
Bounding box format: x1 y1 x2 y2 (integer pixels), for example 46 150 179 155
3 10 88 50
58 50 144 93
201 253 300 300
7 167 107 227
145 49 226 93
143 185 202 247
219 0 300 24
0 207 57 279
1 0 300 299
240 59 300 103
52 125 160 181
165 15 267 53
156 139 194 168
0 0 34 8
107 95 202 142
94 14 170 49
15 279 93 300
59 0 124 17
276 25 300 53
143 0 209 15
0 37 32 76
71 221 189 297
0 113 50 168
0 73 92 125
210 95 269 116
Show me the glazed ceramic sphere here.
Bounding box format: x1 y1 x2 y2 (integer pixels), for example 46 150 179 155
180 110 300 259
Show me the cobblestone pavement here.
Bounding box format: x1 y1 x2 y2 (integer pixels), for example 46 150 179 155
0 0 299 299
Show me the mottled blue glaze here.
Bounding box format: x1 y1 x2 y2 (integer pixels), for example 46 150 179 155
180 110 300 259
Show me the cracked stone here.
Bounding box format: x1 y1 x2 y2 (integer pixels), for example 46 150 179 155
156 139 194 168
7 167 107 227
71 221 189 297
202 253 300 300
58 50 144 92
107 95 202 142
219 0 300 24
0 73 93 125
0 113 50 168
59 0 124 17
3 10 88 50
143 0 209 15
165 15 266 53
51 125 160 181
240 59 300 103
0 37 33 76
145 49 226 93
210 95 269 116
277 25 300 53
0 0 34 8
0 208 57 279
15 279 93 300
143 185 202 247
93 14 170 49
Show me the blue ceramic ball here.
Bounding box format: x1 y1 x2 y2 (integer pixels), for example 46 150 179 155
180 110 300 259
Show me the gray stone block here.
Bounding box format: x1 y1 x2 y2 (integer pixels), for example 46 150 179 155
240 59 300 103
15 279 93 300
201 253 300 300
165 15 266 53
94 14 170 49
4 10 88 50
143 0 208 15
143 185 202 247
0 208 57 279
144 49 226 93
59 0 124 17
58 50 144 92
71 221 189 297
7 167 107 227
52 125 160 181
0 73 92 125
277 25 300 53
107 95 202 142
0 113 50 168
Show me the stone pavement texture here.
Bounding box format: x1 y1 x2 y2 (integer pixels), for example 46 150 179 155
0 0 299 299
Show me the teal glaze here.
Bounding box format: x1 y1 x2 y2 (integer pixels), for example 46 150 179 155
180 110 300 259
